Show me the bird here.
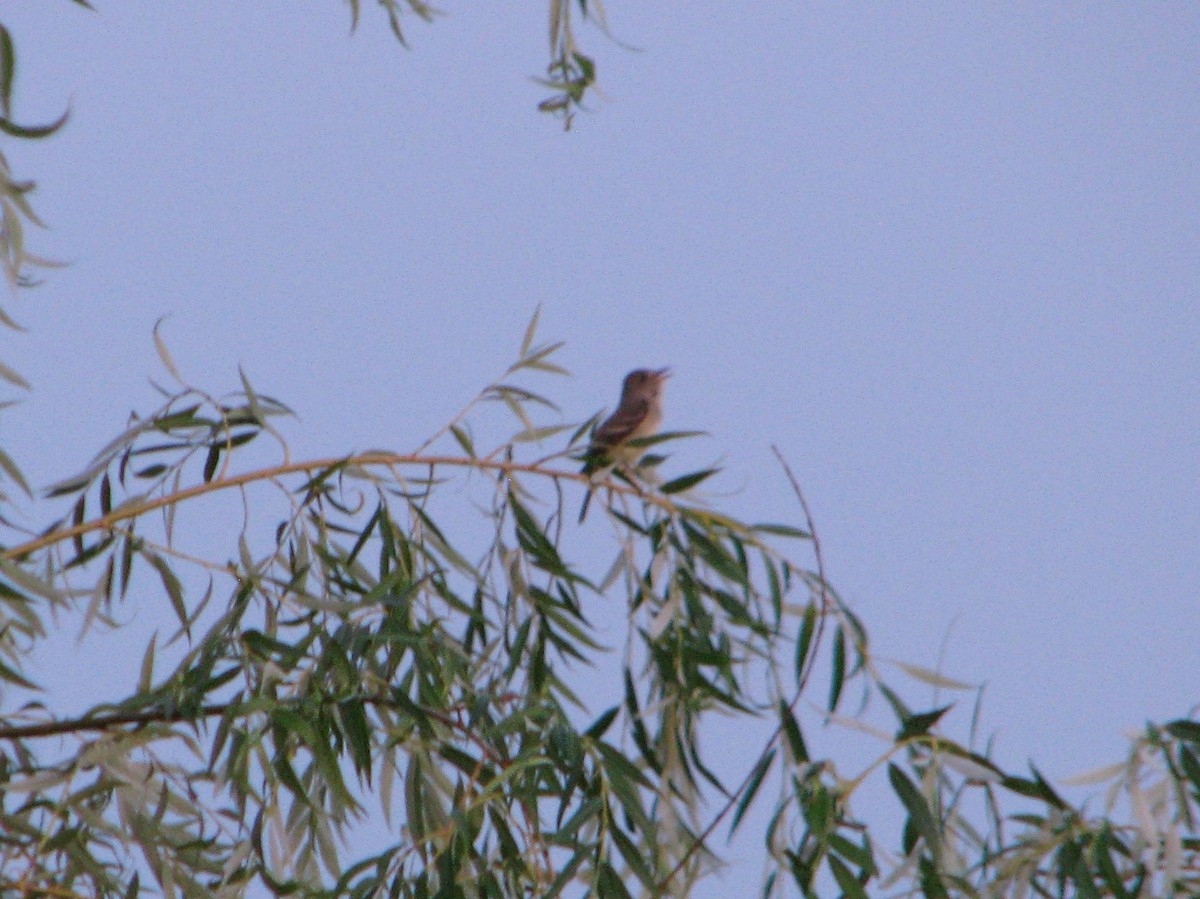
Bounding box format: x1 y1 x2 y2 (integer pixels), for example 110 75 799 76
578 367 670 522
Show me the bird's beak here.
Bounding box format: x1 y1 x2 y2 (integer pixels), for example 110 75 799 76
656 367 672 379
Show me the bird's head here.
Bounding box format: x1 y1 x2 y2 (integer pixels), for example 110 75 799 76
622 367 671 400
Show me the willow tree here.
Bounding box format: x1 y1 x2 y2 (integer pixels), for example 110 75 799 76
0 316 1196 898
2 6 1199 898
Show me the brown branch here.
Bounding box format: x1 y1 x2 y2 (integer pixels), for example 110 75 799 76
4 452 659 562
0 702 235 741
0 692 509 770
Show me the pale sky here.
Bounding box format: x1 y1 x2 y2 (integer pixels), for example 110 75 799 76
3 3 1199 894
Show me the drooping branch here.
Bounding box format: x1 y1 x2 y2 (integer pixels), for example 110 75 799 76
4 453 633 562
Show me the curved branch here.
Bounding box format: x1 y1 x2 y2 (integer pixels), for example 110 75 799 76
5 452 646 562
0 691 510 766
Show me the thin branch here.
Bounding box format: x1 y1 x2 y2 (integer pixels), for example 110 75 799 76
0 692 509 767
0 702 234 741
5 452 661 562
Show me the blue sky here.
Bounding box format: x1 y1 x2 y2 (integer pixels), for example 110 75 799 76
3 1 1198 891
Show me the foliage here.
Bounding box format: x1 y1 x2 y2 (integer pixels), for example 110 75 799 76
0 20 70 299
0 317 1197 898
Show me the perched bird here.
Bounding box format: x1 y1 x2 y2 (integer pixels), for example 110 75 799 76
579 367 670 522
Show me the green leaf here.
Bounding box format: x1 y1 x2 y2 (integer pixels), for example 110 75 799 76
0 446 31 497
146 552 187 632
1165 719 1200 745
1028 764 1068 810
572 51 596 83
896 705 952 741
0 105 69 139
795 601 817 686
683 523 747 585
338 699 373 780
512 423 575 444
0 655 39 690
1091 825 1133 898
202 443 221 482
272 751 309 805
917 854 949 898
625 428 707 450
779 700 808 763
0 557 64 602
610 825 655 888
510 492 571 579
730 748 775 834
828 626 846 713
585 706 619 740
0 26 14 117
595 742 652 832
827 853 869 899
1062 838 1103 899
449 424 475 457
828 831 875 875
801 780 834 838
595 860 632 899
751 522 812 539
887 764 940 860
1179 745 1200 793
661 468 720 495
137 632 156 693
624 670 660 773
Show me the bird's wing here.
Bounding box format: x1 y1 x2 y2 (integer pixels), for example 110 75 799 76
593 398 650 448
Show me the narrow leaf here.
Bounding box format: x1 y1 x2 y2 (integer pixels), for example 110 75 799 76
1165 719 1200 745
888 763 941 860
661 468 720 495
0 656 39 690
0 26 14 116
0 357 31 390
0 446 31 497
584 706 619 740
828 625 846 713
779 700 808 763
896 705 953 741
152 318 181 381
730 748 776 834
827 854 869 899
147 553 187 630
519 304 541 358
0 105 69 139
894 660 973 691
752 522 812 539
794 601 817 686
137 632 157 693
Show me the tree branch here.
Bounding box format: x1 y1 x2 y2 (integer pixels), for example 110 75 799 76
4 452 637 562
